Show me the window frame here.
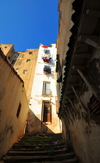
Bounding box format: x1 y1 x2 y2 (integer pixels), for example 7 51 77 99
26 59 31 63
45 50 50 54
29 52 32 55
23 70 27 74
42 81 51 95
42 100 52 123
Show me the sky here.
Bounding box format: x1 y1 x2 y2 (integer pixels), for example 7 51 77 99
0 0 59 51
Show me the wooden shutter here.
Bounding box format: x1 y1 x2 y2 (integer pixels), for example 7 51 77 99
43 82 46 94
46 83 50 95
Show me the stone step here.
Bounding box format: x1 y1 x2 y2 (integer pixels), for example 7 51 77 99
13 140 65 148
17 138 64 144
20 134 62 142
16 157 78 163
3 152 75 163
23 133 62 139
7 148 67 156
10 144 65 151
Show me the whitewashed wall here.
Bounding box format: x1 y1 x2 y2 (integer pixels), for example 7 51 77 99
29 44 61 134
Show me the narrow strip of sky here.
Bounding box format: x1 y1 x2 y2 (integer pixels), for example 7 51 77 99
0 0 59 51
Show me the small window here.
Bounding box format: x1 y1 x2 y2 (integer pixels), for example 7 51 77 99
8 56 10 60
5 46 7 48
22 54 24 58
23 70 27 74
44 65 51 74
45 50 50 54
18 60 22 65
42 56 54 64
16 68 19 72
16 103 21 118
26 59 30 63
43 82 51 95
29 52 32 55
15 53 19 58
11 60 16 66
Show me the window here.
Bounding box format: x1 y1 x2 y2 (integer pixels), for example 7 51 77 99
15 53 19 58
23 70 27 74
42 101 51 122
18 60 22 65
8 56 10 60
11 60 16 66
44 65 51 74
42 56 54 63
22 54 24 58
43 82 51 95
16 103 21 118
26 59 30 63
5 46 7 48
16 68 19 72
29 52 32 55
45 50 50 54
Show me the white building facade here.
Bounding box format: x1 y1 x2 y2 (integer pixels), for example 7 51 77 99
28 44 61 134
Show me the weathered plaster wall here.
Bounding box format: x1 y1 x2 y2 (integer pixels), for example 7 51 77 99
57 0 74 108
14 49 38 103
0 54 29 159
0 44 14 57
58 0 74 68
62 51 100 163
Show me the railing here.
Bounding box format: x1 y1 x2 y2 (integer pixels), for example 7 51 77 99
42 89 52 96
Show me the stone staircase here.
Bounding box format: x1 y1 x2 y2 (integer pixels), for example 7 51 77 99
3 134 78 163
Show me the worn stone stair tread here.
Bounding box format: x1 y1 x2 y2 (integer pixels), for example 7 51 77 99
10 144 65 151
23 134 62 139
21 136 62 140
16 157 78 163
13 141 65 147
7 148 67 156
16 140 64 144
3 152 75 162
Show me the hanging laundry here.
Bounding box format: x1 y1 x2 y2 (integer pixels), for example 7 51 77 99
42 45 48 48
44 66 51 74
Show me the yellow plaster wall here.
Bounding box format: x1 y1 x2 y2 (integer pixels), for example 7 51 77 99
0 54 29 159
14 49 38 103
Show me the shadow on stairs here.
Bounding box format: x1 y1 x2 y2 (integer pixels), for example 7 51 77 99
3 133 79 163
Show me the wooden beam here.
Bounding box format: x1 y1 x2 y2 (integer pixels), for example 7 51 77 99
68 98 79 114
78 35 100 49
85 38 100 49
71 85 87 111
70 74 80 78
68 83 79 87
64 108 73 123
65 94 75 98
75 53 91 58
72 65 86 70
86 9 100 18
77 68 100 101
78 35 99 42
63 110 70 124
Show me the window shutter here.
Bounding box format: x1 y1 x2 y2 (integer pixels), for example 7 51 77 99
46 83 50 95
43 82 46 94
